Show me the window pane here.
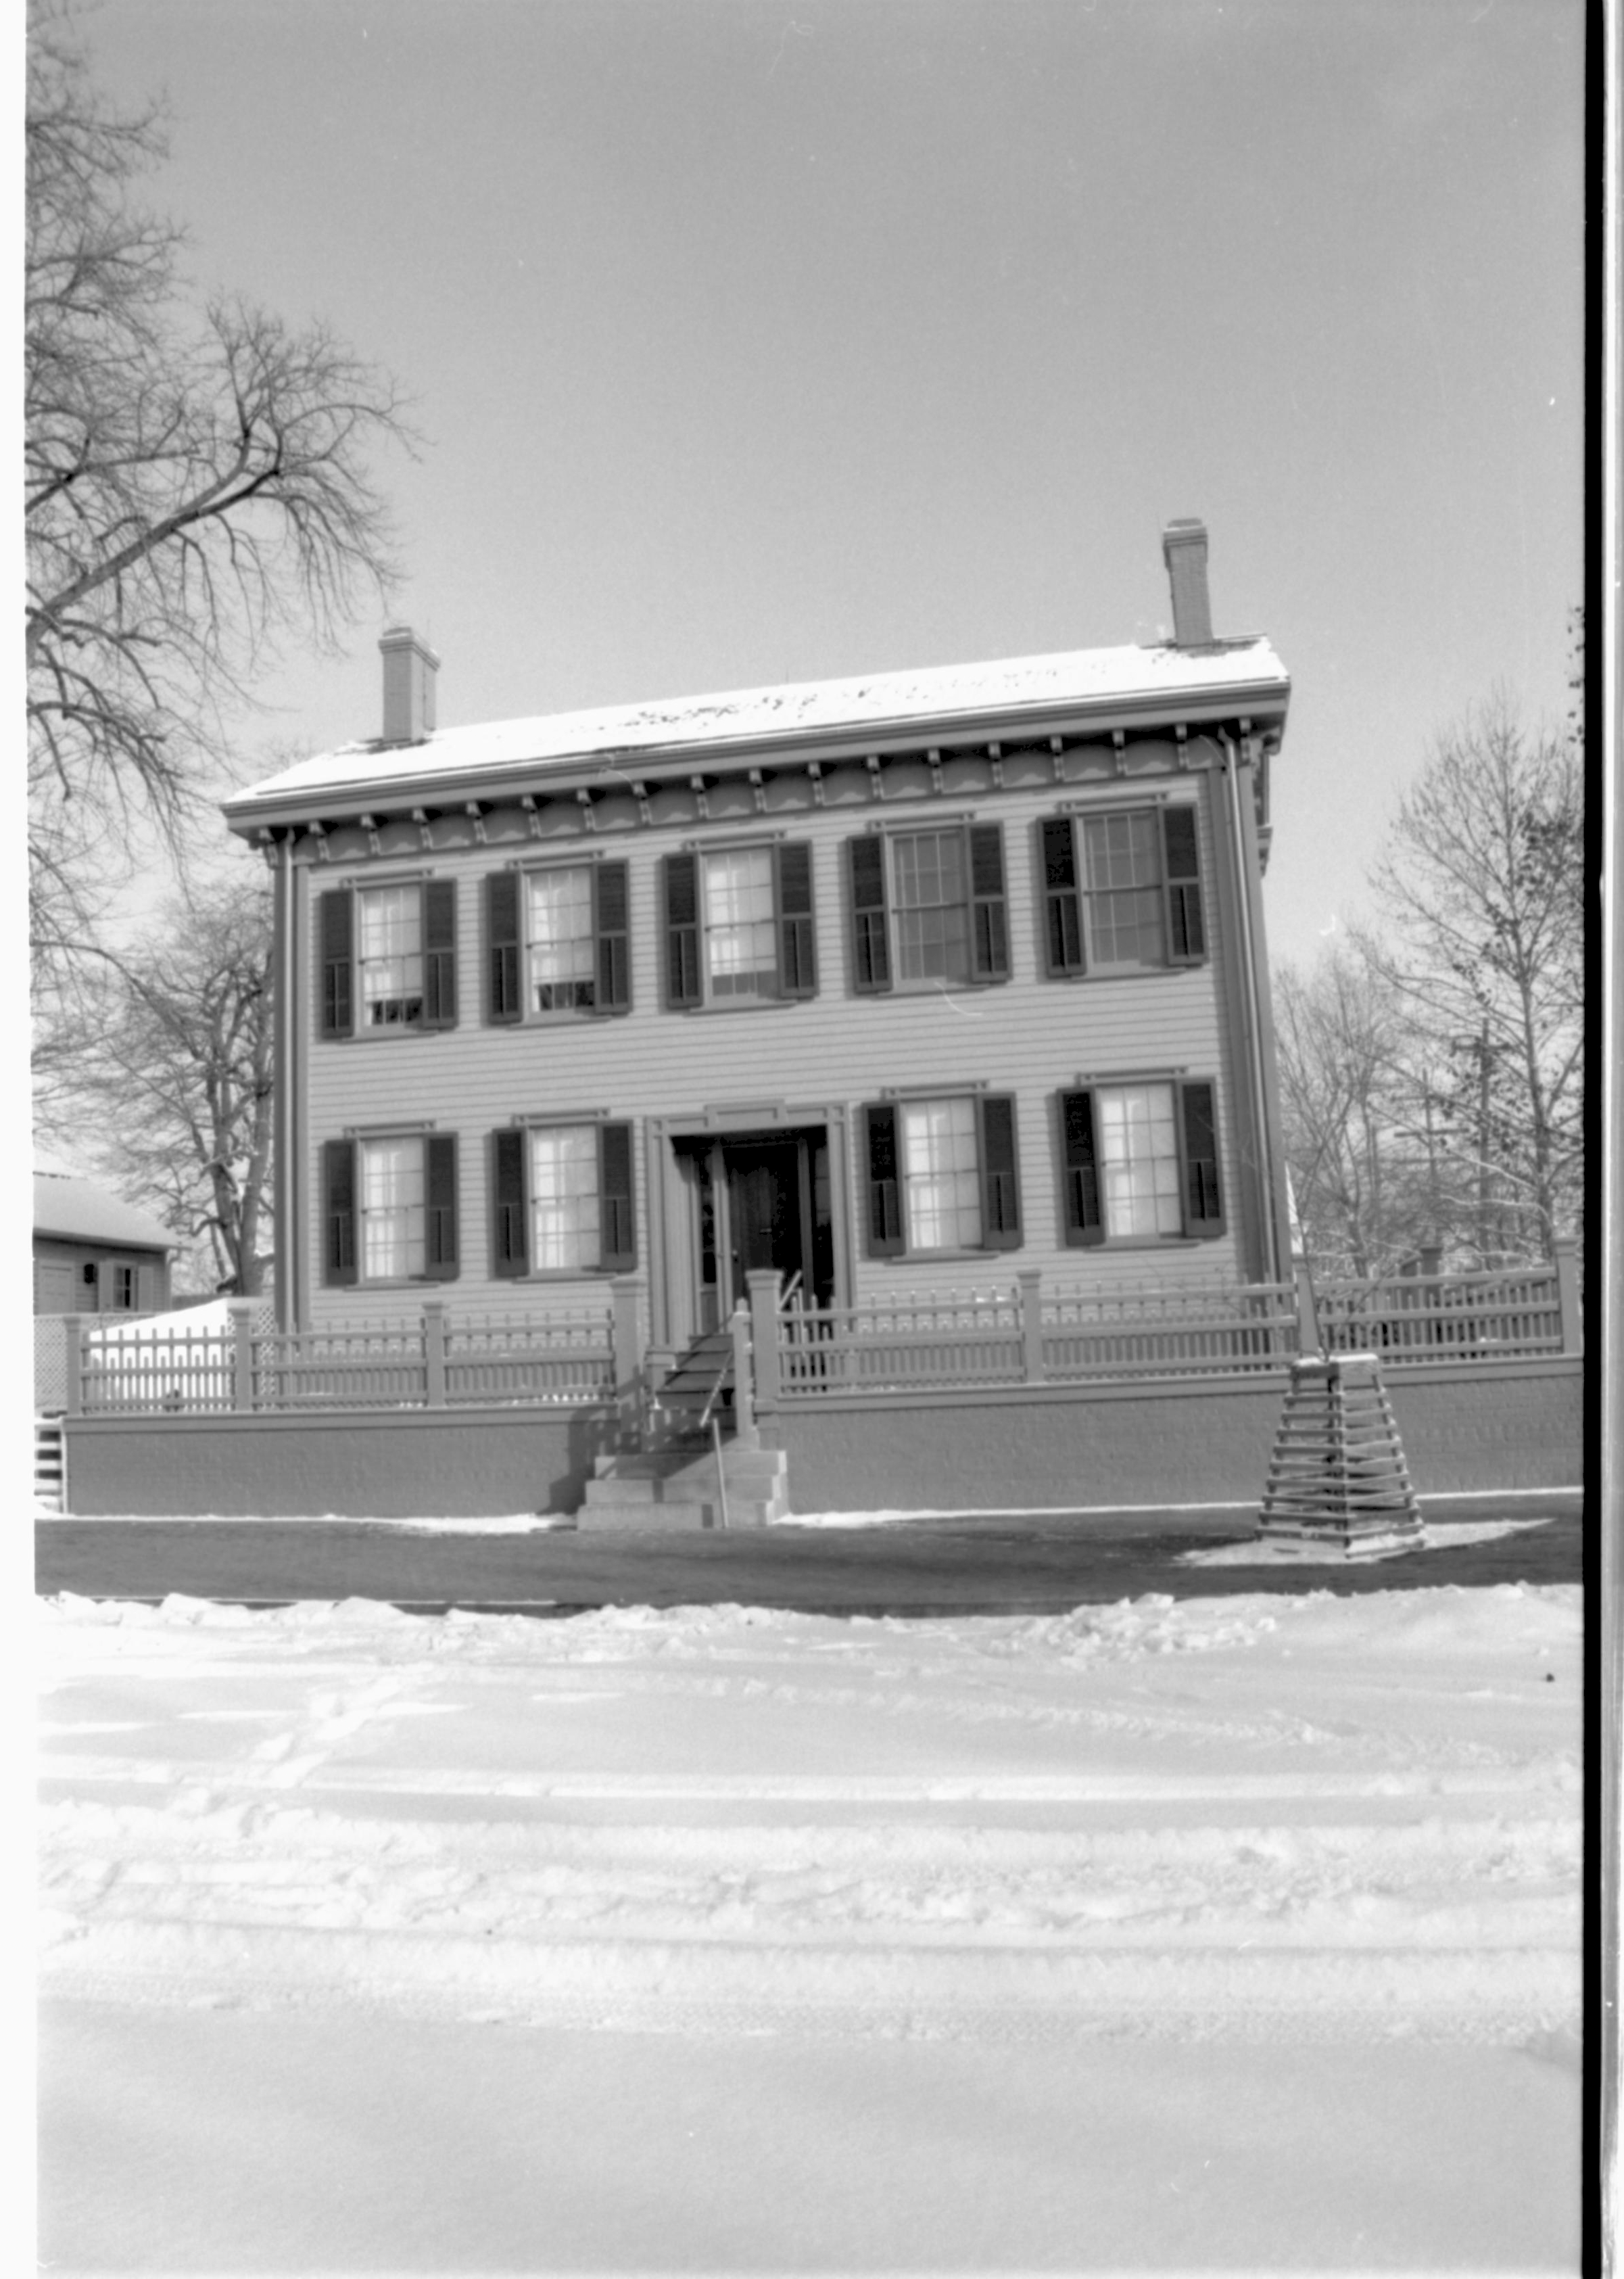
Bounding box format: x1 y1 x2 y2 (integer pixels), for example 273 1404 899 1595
704 849 777 997
892 832 970 983
360 1136 425 1277
358 886 425 1024
529 1125 600 1271
525 867 596 1010
901 1097 982 1250
1081 814 1164 968
1098 1083 1181 1236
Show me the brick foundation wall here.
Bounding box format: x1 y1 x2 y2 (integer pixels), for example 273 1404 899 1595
62 1404 617 1518
765 1358 1582 1512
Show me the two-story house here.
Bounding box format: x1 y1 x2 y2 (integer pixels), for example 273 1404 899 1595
222 521 1293 1381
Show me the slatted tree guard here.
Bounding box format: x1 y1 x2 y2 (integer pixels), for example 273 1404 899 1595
1256 1350 1424 1560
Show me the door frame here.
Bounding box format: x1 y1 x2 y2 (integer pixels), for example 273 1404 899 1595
648 1103 854 1350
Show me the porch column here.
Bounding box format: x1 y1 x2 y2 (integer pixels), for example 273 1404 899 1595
229 1298 257 1413
63 1315 84 1418
421 1300 447 1407
730 1301 758 1449
611 1276 647 1447
746 1269 782 1413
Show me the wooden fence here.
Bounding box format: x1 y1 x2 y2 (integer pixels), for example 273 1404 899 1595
1312 1248 1579 1365
768 1273 1305 1401
70 1300 617 1417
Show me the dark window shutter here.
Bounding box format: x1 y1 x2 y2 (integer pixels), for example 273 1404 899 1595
486 872 522 1024
1059 1090 1104 1247
322 1137 358 1285
1178 1081 1224 1237
424 1133 459 1278
422 880 458 1028
598 1121 636 1269
319 891 353 1037
861 1102 905 1256
1162 807 1206 963
775 842 817 999
664 853 701 1008
848 837 891 993
491 1129 528 1277
968 824 1009 981
977 1094 1022 1248
1041 818 1084 976
594 861 631 1012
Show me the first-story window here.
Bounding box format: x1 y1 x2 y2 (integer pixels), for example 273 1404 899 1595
1059 1079 1224 1245
664 843 816 1007
862 1094 1021 1257
319 879 458 1037
491 1121 636 1275
108 1263 137 1311
322 1133 459 1286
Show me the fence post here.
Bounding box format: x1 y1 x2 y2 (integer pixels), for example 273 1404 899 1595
63 1315 83 1418
421 1299 447 1407
1018 1270 1045 1384
746 1270 782 1411
229 1298 256 1412
1554 1237 1582 1354
1293 1257 1322 1357
730 1301 758 1448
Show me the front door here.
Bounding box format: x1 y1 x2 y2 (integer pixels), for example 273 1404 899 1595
679 1126 834 1334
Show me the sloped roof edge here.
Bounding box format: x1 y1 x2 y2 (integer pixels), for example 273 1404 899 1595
224 635 1289 820
34 1173 176 1252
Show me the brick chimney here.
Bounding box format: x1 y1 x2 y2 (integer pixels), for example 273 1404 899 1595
1161 519 1214 648
379 625 439 745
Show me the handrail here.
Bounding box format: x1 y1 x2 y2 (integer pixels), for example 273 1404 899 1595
695 1320 738 1532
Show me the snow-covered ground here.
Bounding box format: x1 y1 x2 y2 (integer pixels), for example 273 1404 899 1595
39 1582 1581 2276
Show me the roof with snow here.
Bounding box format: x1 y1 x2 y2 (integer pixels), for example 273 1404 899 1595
224 635 1289 821
34 1173 176 1253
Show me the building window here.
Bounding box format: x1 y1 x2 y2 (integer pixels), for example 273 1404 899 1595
490 1122 636 1276
861 1095 1020 1257
663 844 816 1008
321 1134 458 1286
527 866 596 1011
1041 807 1205 977
847 824 1007 993
1059 1079 1224 1245
318 881 457 1037
486 864 629 1022
358 886 425 1026
108 1263 137 1311
360 1135 426 1277
528 1125 602 1270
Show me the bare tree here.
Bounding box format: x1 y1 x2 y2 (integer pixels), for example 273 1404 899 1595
39 869 276 1294
26 7 416 972
1366 690 1583 1261
1274 937 1437 1275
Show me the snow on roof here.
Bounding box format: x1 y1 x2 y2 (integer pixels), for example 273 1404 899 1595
34 1172 176 1252
227 636 1289 812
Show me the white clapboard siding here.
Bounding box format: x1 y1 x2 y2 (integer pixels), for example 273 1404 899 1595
299 763 1254 1323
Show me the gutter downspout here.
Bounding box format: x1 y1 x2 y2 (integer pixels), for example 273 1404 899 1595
1216 728 1282 1288
272 832 298 1334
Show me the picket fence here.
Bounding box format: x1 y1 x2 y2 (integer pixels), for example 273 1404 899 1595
70 1302 617 1417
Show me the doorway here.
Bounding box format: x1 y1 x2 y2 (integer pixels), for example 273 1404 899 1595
677 1126 834 1334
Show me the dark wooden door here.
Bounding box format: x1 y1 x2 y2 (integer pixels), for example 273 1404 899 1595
723 1141 805 1307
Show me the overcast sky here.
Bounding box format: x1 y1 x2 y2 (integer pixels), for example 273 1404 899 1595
81 0 1585 974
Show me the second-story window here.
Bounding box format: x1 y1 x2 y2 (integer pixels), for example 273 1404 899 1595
1041 805 1205 977
663 843 816 1008
359 885 425 1026
318 880 458 1038
485 862 629 1023
848 822 1008 994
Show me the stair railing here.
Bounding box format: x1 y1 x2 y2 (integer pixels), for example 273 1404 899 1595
696 1334 736 1532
